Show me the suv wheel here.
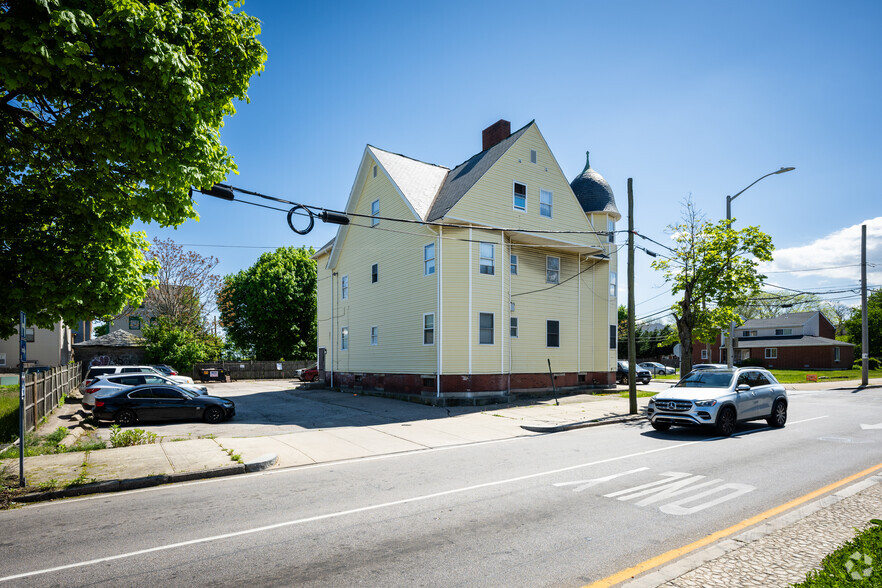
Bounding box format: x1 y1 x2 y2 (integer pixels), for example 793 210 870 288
767 400 787 428
716 406 736 437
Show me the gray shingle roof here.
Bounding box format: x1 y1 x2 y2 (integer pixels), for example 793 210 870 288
72 330 145 348
569 152 620 220
741 312 817 329
425 121 534 222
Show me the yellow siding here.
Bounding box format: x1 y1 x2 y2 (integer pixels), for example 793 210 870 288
327 158 438 375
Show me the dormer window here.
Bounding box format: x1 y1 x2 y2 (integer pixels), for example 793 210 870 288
775 328 792 336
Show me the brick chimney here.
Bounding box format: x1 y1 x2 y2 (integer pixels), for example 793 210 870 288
482 119 511 151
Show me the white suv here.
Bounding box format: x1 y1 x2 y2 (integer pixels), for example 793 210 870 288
647 367 788 436
79 365 194 392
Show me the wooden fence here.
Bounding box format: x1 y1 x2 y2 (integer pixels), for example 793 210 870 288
191 360 313 381
22 364 82 433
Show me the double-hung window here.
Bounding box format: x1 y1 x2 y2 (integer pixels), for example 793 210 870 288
424 243 435 275
547 320 560 348
371 199 380 226
610 271 617 296
371 263 378 283
546 256 560 284
341 275 349 299
540 190 553 218
370 326 378 346
480 243 495 275
479 313 494 344
341 326 349 350
510 317 518 337
765 348 778 359
775 328 792 336
510 254 518 275
513 182 527 211
608 220 615 243
609 325 616 349
423 313 434 345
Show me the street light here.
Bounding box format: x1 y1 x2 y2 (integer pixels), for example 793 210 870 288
725 166 795 368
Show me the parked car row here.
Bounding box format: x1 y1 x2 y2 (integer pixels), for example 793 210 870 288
79 364 234 426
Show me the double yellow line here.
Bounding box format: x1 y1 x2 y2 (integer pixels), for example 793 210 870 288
586 462 882 587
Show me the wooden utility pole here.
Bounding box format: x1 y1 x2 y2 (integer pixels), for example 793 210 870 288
627 179 637 414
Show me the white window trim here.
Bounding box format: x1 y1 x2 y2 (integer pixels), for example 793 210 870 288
540 189 553 218
701 349 709 359
510 253 518 275
370 199 380 226
341 326 349 351
479 242 495 275
546 255 560 284
479 312 495 345
765 348 778 359
546 319 560 348
423 312 435 346
341 275 349 300
530 149 537 164
775 328 792 336
610 271 617 297
513 181 527 212
510 317 518 338
370 326 378 346
424 243 435 276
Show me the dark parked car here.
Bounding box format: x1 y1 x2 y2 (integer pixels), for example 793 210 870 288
616 361 652 385
92 384 235 425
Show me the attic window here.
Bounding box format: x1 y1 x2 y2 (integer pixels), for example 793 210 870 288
371 199 379 226
513 182 526 211
373 165 377 178
530 150 537 164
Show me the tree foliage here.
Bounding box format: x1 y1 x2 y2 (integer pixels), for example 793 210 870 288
218 246 317 361
143 318 222 372
652 199 774 373
843 289 882 358
0 0 266 338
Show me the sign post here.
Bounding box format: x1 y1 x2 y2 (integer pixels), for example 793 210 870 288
18 312 26 487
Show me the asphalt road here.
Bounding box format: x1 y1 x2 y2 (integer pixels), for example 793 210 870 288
2 386 880 587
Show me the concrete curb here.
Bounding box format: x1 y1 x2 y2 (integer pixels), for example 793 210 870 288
12 464 247 504
245 453 278 473
521 413 646 433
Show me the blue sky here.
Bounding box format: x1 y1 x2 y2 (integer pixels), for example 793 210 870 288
137 0 882 324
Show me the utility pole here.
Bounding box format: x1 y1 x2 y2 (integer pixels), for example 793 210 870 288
627 179 637 414
861 224 868 386
18 311 26 487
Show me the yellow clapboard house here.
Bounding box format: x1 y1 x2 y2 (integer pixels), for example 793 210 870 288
314 120 620 402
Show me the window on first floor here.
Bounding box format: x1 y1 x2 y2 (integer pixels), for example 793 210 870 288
423 313 434 345
370 326 378 346
765 348 777 359
546 256 560 284
0 353 6 367
480 243 495 275
479 312 494 345
510 317 518 337
834 347 840 362
547 320 560 347
701 349 709 359
25 327 35 342
341 326 349 350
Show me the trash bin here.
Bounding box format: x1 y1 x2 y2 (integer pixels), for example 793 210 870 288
200 368 229 383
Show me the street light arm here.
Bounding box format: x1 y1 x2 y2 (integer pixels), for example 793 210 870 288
728 167 795 208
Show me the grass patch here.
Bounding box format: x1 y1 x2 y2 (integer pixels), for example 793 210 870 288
793 519 882 586
108 425 156 448
768 368 882 384
617 390 658 398
0 427 106 459
0 385 19 443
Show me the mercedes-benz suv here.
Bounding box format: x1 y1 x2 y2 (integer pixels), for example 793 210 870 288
647 367 787 436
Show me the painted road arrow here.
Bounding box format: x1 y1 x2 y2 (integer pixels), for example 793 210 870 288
860 423 882 430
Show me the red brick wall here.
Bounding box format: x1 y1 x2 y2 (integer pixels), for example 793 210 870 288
324 371 615 395
742 345 854 370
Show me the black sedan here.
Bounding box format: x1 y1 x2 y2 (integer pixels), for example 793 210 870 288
92 384 235 425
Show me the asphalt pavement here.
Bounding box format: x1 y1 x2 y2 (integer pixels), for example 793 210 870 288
2 377 881 586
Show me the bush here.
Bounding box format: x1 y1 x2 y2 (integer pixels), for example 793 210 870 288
109 425 157 448
738 357 764 367
794 519 882 586
852 357 880 370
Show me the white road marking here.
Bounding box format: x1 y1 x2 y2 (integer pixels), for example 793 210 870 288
553 467 649 492
860 423 882 430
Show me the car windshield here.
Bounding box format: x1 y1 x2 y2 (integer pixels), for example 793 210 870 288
675 370 734 388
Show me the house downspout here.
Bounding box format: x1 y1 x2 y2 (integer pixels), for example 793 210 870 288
501 231 506 395
507 236 512 396
437 226 442 398
468 227 473 375
331 271 337 388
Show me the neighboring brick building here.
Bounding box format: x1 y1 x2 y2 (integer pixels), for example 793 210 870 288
692 311 854 370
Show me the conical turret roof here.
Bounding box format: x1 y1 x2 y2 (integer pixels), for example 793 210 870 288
570 152 620 220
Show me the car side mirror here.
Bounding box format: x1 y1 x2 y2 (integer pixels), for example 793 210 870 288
736 384 751 392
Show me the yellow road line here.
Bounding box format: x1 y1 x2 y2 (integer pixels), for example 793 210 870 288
585 462 882 588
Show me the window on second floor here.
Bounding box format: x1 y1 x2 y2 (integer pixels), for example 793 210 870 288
513 182 527 211
741 330 757 337
510 317 518 337
610 271 617 297
370 326 378 346
775 328 793 336
510 254 518 275
546 256 560 284
540 189 553 218
371 199 380 226
341 326 349 350
129 317 141 331
424 243 435 275
371 263 378 283
480 243 495 275
608 220 616 243
341 275 349 299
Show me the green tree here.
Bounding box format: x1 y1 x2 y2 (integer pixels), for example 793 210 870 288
0 0 266 338
843 290 882 358
218 246 317 361
652 199 774 373
143 319 222 372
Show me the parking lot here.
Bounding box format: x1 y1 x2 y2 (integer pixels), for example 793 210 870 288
89 379 486 442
